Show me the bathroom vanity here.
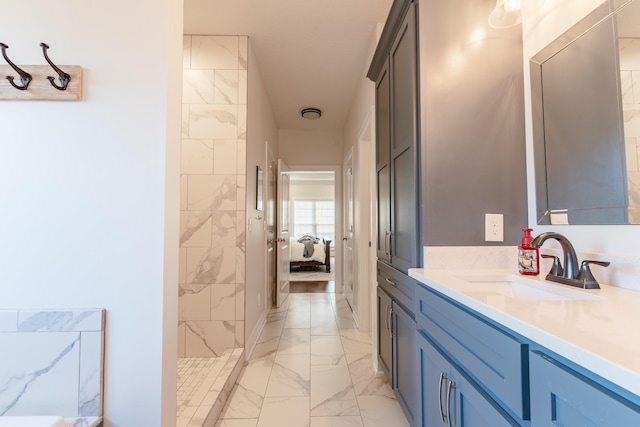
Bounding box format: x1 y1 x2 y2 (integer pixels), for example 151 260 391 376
409 269 640 426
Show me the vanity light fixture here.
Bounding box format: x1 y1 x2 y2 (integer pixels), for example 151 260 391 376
488 0 522 29
301 108 322 119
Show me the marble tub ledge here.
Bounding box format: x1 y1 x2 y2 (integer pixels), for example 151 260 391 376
64 417 102 427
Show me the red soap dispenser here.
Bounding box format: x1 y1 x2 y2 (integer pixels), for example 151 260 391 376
518 228 540 276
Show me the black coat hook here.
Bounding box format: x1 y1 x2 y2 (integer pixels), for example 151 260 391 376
40 43 70 91
0 42 32 90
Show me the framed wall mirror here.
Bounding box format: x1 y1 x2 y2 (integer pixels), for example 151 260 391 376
530 0 640 224
256 165 264 212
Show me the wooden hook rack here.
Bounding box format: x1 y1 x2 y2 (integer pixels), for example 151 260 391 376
0 64 82 100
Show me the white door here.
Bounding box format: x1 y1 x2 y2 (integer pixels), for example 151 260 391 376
344 152 355 312
276 159 291 307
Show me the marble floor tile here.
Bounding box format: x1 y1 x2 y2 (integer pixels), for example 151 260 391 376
310 302 334 315
357 395 409 427
270 298 290 314
214 289 409 427
335 311 357 330
266 310 287 320
310 312 339 336
289 293 311 304
340 329 373 354
310 309 336 321
265 354 310 397
177 406 199 427
333 301 353 314
283 309 310 329
219 367 271 419
309 294 335 304
311 322 340 336
258 396 310 427
310 416 364 427
346 353 394 397
260 318 284 337
311 336 346 366
215 420 258 427
247 336 279 367
310 365 359 416
288 300 311 314
277 328 310 355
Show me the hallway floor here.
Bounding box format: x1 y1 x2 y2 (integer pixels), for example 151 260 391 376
215 292 410 427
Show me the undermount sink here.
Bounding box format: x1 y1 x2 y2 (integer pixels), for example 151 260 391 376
455 274 603 301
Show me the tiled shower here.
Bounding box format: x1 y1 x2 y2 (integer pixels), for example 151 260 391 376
179 35 248 358
621 38 640 222
177 35 248 425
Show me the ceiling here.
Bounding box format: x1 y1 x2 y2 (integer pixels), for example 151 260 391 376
183 0 393 132
289 171 336 182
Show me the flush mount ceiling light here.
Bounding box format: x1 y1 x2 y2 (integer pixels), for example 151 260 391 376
488 0 522 29
301 108 322 119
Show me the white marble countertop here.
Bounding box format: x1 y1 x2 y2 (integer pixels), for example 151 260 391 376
408 268 640 398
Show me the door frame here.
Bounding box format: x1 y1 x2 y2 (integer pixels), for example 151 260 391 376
343 148 355 314
266 145 277 307
288 164 342 293
362 105 379 366
355 106 376 335
276 159 291 308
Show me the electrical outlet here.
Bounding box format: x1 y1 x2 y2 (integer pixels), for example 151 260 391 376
485 214 504 242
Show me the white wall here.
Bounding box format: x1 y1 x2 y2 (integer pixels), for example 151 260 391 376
341 24 381 161
0 1 183 425
337 25 381 334
245 40 279 352
279 129 343 165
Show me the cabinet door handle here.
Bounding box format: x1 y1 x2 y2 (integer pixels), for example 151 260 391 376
438 371 448 423
384 231 390 258
388 305 394 336
446 380 457 427
384 303 390 333
385 277 396 286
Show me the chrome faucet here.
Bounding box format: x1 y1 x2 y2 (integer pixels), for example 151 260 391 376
530 232 609 289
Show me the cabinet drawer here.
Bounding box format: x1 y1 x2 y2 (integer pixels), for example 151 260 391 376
377 260 414 311
418 331 520 427
530 351 640 426
415 283 528 420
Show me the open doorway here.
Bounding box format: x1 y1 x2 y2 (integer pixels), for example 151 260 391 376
287 170 337 293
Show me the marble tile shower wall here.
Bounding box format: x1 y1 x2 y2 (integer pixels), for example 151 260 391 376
0 309 105 419
621 38 640 223
178 35 248 358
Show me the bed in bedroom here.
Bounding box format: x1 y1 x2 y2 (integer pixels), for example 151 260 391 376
289 237 331 272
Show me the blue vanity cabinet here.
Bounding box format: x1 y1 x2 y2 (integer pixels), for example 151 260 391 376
377 260 418 426
415 282 529 426
393 298 417 426
371 0 420 274
418 331 520 427
376 287 418 426
418 330 451 427
530 351 640 426
377 286 393 380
